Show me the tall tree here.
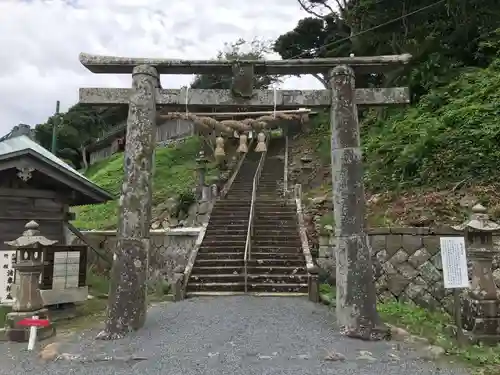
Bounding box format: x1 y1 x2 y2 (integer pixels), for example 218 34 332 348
275 0 499 99
191 38 280 90
34 104 128 169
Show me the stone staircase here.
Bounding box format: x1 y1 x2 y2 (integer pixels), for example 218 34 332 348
187 151 261 294
247 139 308 294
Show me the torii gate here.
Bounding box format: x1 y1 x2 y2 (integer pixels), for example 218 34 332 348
78 52 411 340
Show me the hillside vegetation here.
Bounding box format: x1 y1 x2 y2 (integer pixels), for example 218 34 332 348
72 137 205 230
303 57 500 227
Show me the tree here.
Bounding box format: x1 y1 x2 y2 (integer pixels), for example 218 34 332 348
34 104 128 170
191 38 280 90
274 14 350 87
275 0 499 99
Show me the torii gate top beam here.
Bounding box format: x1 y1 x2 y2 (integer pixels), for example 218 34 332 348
79 52 412 75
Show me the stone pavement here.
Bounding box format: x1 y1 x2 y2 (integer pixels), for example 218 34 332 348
0 296 472 375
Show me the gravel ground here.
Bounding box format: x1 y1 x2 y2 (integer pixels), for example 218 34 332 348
0 296 472 375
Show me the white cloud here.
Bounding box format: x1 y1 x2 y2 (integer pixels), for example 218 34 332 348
0 0 323 137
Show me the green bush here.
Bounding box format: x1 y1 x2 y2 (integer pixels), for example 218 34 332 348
310 59 500 192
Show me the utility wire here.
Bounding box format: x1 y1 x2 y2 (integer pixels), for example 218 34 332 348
289 0 448 59
199 0 449 91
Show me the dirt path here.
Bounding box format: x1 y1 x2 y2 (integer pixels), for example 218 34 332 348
0 296 471 375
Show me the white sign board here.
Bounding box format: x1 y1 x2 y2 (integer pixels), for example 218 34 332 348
0 250 16 304
440 237 469 289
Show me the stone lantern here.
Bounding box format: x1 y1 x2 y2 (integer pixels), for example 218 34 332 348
2 221 56 342
453 203 500 344
196 151 208 200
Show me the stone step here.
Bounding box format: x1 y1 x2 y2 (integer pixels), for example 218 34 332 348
200 240 246 247
190 273 308 284
247 258 305 267
252 245 302 252
254 207 295 212
250 229 298 235
252 225 297 231
246 283 308 293
211 211 250 216
253 219 296 225
217 201 251 205
187 282 246 292
255 204 295 210
206 224 248 230
209 215 250 220
213 203 251 209
191 266 245 275
247 252 304 259
201 237 246 244
196 252 245 260
189 274 245 283
204 228 248 236
191 265 306 275
210 212 250 218
253 234 300 240
253 241 302 247
208 219 249 225
194 259 245 267
254 213 296 218
197 247 245 255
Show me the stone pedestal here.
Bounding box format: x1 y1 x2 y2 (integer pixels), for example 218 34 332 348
462 250 500 344
196 151 208 200
462 299 500 344
453 204 500 345
1 221 57 343
3 308 55 342
298 155 314 186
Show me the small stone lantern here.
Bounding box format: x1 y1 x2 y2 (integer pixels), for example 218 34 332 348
2 221 56 342
453 204 500 344
196 151 208 200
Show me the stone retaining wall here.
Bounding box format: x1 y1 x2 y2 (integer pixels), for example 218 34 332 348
66 228 201 288
317 227 500 313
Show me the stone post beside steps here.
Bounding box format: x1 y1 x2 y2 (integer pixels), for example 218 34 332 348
308 265 320 303
453 204 500 344
1 221 56 342
196 151 208 200
171 266 184 302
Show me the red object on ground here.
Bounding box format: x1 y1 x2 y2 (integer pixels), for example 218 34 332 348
17 318 50 327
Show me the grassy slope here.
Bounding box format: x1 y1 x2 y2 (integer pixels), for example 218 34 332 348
305 58 500 226
72 136 204 230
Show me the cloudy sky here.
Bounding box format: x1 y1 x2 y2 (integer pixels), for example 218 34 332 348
0 0 323 137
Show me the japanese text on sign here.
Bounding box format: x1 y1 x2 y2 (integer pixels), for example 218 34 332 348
440 237 469 289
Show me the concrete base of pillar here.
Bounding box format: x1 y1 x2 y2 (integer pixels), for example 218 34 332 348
0 307 56 342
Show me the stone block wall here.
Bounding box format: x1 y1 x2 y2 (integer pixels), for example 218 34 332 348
317 227 500 313
66 228 201 287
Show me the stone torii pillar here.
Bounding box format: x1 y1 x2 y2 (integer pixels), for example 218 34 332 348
96 65 159 340
330 65 395 340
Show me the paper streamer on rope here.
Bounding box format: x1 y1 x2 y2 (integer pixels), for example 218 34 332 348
237 133 248 153
214 136 225 157
255 131 267 152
